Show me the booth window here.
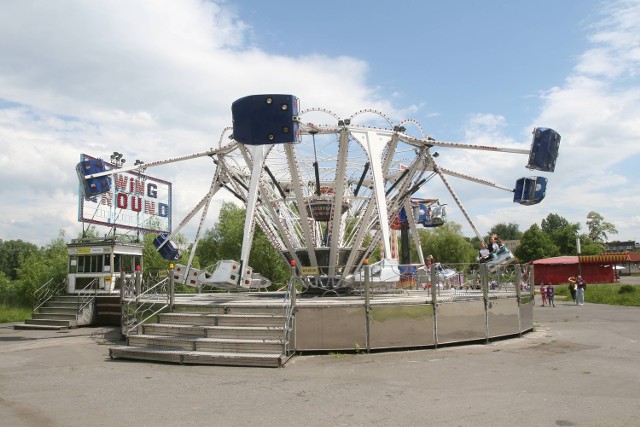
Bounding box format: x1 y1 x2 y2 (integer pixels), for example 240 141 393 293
76 255 104 273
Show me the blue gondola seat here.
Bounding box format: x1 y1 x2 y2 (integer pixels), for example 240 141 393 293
76 159 111 197
513 176 548 206
232 94 300 145
527 127 561 172
153 233 181 261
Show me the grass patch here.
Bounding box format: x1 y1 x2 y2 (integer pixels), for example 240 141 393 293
0 304 32 323
553 284 640 307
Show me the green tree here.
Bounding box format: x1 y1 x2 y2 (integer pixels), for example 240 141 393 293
586 211 618 244
488 223 523 241
577 234 602 256
539 213 582 255
196 202 289 286
0 239 39 280
541 213 569 234
0 271 14 305
548 224 581 255
514 224 559 263
419 222 475 266
196 202 245 265
15 232 68 306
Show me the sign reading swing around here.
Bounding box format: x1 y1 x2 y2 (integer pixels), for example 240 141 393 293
78 154 173 233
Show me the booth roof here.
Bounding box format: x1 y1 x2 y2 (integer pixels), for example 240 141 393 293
532 253 630 265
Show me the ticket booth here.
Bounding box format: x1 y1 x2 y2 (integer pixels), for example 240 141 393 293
67 238 144 294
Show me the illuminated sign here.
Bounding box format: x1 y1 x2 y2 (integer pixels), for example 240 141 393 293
78 154 172 233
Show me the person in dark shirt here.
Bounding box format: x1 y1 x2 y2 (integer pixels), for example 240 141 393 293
546 283 555 307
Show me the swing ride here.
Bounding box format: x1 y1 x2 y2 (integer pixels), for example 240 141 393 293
77 94 560 292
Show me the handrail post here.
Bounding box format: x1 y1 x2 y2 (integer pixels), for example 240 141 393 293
289 265 297 309
169 265 175 312
135 269 142 334
481 263 489 343
515 264 522 336
430 264 438 348
135 270 141 304
364 261 371 353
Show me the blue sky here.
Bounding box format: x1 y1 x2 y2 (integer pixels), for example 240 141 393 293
1 0 639 248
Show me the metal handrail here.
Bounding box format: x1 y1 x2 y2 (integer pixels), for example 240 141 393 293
122 275 170 336
77 278 100 312
282 267 298 357
33 278 66 311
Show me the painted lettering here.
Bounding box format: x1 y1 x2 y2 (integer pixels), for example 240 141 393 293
145 200 156 215
159 203 169 217
117 193 128 209
147 183 157 198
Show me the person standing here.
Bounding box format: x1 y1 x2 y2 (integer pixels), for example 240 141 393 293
540 283 547 307
576 275 586 305
546 283 555 307
568 277 577 304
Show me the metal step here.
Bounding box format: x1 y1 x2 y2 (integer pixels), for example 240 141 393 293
195 337 285 354
42 301 80 309
108 345 286 368
205 325 284 340
143 323 209 337
13 322 68 331
39 307 81 315
127 334 285 354
32 313 78 321
216 314 285 327
128 334 197 351
157 313 221 326
157 312 285 327
23 318 73 328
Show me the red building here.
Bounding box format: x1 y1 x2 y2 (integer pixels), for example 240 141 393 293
531 253 630 285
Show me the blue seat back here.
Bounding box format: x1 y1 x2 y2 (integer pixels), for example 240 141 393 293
153 233 181 261
527 127 560 172
232 94 300 145
76 159 111 197
513 176 548 205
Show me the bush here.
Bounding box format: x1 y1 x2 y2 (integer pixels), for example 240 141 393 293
618 285 635 295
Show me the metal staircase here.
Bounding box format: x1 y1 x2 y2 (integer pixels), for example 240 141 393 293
109 303 292 368
13 294 95 330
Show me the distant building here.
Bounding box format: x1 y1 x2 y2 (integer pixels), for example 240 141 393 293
605 240 637 252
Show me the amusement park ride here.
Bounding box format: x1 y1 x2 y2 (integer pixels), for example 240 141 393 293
77 94 560 292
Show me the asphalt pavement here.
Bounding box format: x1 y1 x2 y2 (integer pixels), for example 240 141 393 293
1 292 639 427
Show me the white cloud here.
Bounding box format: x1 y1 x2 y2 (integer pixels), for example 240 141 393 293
1 0 640 252
0 0 385 246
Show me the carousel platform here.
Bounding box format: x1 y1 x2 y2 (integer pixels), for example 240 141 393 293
108 288 533 368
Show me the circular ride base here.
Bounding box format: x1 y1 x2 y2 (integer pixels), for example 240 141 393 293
173 289 534 352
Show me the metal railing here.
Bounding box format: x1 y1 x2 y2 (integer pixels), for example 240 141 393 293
284 261 535 308
76 277 100 312
121 271 171 336
282 265 298 357
33 278 66 312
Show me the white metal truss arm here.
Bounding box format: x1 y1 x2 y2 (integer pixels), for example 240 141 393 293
284 144 318 267
238 144 270 271
403 197 426 266
350 129 394 260
85 144 238 179
439 167 514 192
255 184 304 269
431 155 483 241
184 173 223 284
327 128 350 278
397 132 530 155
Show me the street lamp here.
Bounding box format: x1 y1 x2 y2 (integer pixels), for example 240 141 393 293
110 152 126 168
